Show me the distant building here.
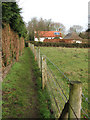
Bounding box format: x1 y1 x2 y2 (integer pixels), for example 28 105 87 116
34 31 62 42
63 32 82 43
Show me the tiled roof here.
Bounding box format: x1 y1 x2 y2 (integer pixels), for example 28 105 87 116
64 32 82 40
35 31 62 38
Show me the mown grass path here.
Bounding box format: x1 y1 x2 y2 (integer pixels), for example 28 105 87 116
2 48 41 118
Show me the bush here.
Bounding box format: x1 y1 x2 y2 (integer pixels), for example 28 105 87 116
30 41 89 48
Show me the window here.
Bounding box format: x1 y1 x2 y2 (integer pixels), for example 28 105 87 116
45 37 48 39
54 32 60 35
54 32 57 35
57 32 60 35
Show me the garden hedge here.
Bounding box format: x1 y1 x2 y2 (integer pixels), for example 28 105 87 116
29 41 89 48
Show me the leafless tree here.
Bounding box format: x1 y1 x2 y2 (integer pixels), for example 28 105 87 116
68 25 83 34
27 17 66 41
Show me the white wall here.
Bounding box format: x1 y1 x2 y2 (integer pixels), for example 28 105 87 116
48 37 54 39
76 41 82 43
35 37 54 42
35 37 63 42
35 38 45 42
60 37 63 39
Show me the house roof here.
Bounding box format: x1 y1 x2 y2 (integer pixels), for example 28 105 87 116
35 31 62 38
64 32 82 40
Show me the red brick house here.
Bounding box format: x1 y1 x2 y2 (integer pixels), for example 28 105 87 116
34 31 62 42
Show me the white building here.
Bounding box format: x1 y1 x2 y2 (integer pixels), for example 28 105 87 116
34 31 62 42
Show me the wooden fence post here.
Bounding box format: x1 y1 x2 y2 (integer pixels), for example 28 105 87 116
32 44 34 53
31 44 33 51
40 55 42 72
42 55 47 89
36 47 38 60
33 45 34 54
30 43 31 48
68 81 82 119
30 43 32 50
31 44 32 50
28 43 30 47
34 46 37 61
38 47 41 69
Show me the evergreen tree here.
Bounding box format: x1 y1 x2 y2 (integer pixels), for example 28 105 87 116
2 2 27 38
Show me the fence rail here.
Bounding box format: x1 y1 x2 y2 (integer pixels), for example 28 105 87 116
29 43 89 119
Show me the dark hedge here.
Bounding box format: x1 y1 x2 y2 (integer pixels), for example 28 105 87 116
29 41 89 48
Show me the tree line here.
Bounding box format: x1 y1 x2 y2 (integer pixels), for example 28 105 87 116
27 17 66 41
27 17 88 41
2 2 27 38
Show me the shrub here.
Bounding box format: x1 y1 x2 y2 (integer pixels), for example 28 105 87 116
30 41 89 48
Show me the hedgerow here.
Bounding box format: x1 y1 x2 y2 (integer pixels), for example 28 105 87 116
30 41 89 48
2 2 26 70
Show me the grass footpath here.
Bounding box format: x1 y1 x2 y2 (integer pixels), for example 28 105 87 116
2 47 53 118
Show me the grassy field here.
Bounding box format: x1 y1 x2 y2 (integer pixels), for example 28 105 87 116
40 47 88 118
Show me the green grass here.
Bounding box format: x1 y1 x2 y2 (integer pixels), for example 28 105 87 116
40 47 88 118
30 49 54 118
2 48 35 118
2 47 53 118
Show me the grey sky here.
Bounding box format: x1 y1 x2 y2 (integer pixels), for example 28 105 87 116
17 0 89 31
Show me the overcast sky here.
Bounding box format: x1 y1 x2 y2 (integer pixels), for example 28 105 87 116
17 0 89 31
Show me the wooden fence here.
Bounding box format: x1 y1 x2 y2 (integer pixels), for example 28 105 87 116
28 43 89 119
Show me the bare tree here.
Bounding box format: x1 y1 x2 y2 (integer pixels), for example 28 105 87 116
27 17 66 41
68 25 83 34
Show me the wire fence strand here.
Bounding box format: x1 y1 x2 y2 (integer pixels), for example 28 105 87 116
40 49 89 119
30 45 89 119
46 56 71 82
41 52 89 112
81 107 90 119
47 62 79 120
47 74 61 114
82 93 90 104
47 63 68 101
47 69 66 105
